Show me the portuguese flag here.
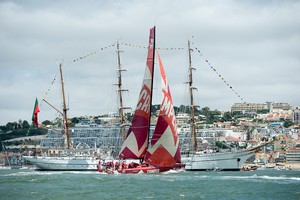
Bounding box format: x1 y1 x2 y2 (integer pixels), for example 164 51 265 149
32 98 40 127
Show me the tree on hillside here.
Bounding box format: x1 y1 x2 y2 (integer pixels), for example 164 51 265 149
199 107 210 116
71 117 80 124
22 120 30 129
257 109 270 114
6 122 18 131
42 120 52 126
222 112 233 121
0 125 7 132
284 120 294 128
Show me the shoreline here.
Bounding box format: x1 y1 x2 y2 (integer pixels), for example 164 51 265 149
281 162 300 170
245 162 300 170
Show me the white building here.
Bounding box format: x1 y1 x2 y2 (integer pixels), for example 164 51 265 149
293 107 300 125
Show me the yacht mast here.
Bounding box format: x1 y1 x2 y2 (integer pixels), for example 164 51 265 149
147 26 156 148
116 42 130 140
188 40 197 152
59 63 70 149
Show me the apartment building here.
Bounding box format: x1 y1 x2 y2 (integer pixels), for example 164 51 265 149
231 102 293 113
231 103 268 113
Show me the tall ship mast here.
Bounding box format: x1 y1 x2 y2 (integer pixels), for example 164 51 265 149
185 41 272 171
59 63 71 149
42 63 71 149
187 40 197 153
116 42 130 141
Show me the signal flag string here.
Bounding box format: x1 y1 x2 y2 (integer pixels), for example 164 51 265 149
194 47 245 102
68 42 184 64
69 43 115 64
120 42 185 51
64 41 243 102
42 74 57 101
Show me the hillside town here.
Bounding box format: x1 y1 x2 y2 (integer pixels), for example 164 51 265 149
1 101 300 170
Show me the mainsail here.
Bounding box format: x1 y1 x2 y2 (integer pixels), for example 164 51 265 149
119 27 155 159
144 50 181 167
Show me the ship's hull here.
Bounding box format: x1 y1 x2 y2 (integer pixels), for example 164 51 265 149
120 165 162 174
23 156 99 171
119 163 185 174
98 161 185 174
184 150 255 171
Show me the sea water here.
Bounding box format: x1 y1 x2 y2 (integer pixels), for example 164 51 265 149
0 168 299 200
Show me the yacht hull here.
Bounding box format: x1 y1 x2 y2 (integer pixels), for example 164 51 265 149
119 163 185 174
184 150 255 171
23 156 99 171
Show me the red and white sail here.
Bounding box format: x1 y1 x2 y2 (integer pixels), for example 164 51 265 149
144 50 181 167
119 27 155 159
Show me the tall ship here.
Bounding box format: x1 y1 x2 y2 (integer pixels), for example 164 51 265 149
24 120 123 171
23 59 127 171
23 64 98 171
183 40 271 171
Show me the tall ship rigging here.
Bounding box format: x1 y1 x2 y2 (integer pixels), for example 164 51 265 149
184 41 272 171
23 63 102 171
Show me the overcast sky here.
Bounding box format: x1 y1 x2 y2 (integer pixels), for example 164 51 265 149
0 0 299 126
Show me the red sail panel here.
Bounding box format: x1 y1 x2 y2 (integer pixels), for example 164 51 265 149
119 27 155 159
145 50 181 166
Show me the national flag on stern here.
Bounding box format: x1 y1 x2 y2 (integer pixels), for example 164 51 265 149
32 98 40 127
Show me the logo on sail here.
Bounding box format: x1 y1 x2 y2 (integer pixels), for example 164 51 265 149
136 86 151 113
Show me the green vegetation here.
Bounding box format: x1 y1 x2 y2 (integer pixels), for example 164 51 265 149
256 109 270 114
283 120 294 128
215 141 229 149
1 105 298 150
0 120 47 149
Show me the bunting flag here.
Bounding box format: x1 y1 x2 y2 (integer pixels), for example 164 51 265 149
69 44 115 64
121 42 184 51
68 42 183 65
32 98 40 127
195 47 245 102
58 40 242 103
43 75 57 100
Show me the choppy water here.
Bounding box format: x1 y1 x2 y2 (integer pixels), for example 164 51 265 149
0 168 299 200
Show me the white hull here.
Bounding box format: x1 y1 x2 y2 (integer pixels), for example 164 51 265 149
184 149 256 171
23 156 99 171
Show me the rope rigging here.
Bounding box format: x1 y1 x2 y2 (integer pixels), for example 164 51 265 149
44 41 244 106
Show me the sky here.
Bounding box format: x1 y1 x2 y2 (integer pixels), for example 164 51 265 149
0 0 299 126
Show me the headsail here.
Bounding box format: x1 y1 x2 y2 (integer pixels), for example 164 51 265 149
119 27 155 159
144 50 181 167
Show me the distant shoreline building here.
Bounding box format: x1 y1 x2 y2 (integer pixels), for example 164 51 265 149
293 107 300 125
231 102 292 113
231 103 268 113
